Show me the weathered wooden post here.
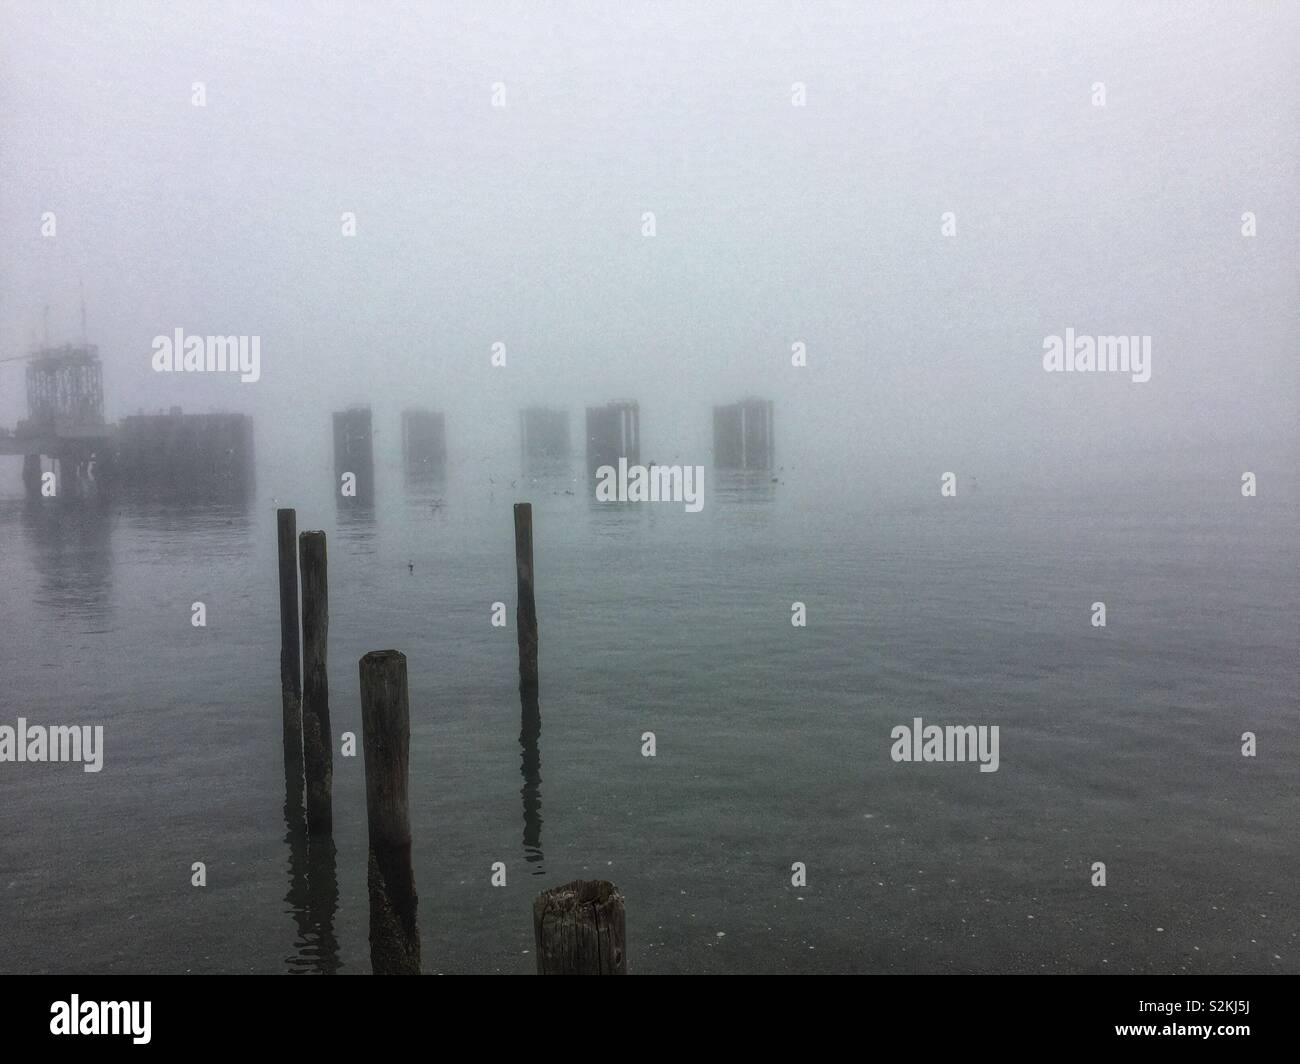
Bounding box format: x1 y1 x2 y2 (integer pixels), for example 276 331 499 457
359 650 421 975
514 503 539 691
519 687 543 869
299 530 332 835
277 508 303 795
532 880 626 975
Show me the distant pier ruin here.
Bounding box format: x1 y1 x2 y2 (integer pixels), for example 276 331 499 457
0 340 109 494
3 341 785 505
401 408 446 480
0 343 112 497
585 400 639 473
333 406 374 505
712 398 774 471
114 409 254 497
520 407 569 469
1 339 261 499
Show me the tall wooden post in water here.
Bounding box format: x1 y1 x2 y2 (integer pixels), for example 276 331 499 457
514 503 539 691
533 880 627 975
277 509 303 796
299 530 333 835
359 650 421 975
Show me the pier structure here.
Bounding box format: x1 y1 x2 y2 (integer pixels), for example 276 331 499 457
0 343 114 497
585 400 639 474
5 340 781 502
114 409 253 496
712 398 774 471
333 406 375 505
401 408 446 480
520 407 569 469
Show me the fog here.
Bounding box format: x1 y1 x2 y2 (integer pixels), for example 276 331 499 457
2 0 1297 501
2 3 1298 982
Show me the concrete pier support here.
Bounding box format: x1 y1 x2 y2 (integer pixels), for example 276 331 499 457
520 407 569 469
400 409 446 480
585 400 639 474
713 398 774 471
333 406 375 505
114 411 253 497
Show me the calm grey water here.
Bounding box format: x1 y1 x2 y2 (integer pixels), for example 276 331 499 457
1 468 1296 974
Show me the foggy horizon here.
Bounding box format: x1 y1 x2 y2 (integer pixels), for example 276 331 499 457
3 1 1297 501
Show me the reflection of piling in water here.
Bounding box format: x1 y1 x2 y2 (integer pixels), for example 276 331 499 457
713 398 774 470
282 791 310 966
360 650 421 975
277 509 304 800
585 400 639 474
520 407 569 470
114 410 254 496
332 406 374 505
282 790 341 974
713 469 778 508
21 453 42 496
401 408 445 480
514 503 539 692
533 880 627 975
519 687 544 871
18 496 115 620
299 530 333 836
303 834 342 974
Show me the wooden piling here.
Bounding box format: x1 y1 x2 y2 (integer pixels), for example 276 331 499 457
532 879 626 975
519 687 543 869
513 503 539 691
359 650 421 975
277 509 303 794
299 530 333 835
